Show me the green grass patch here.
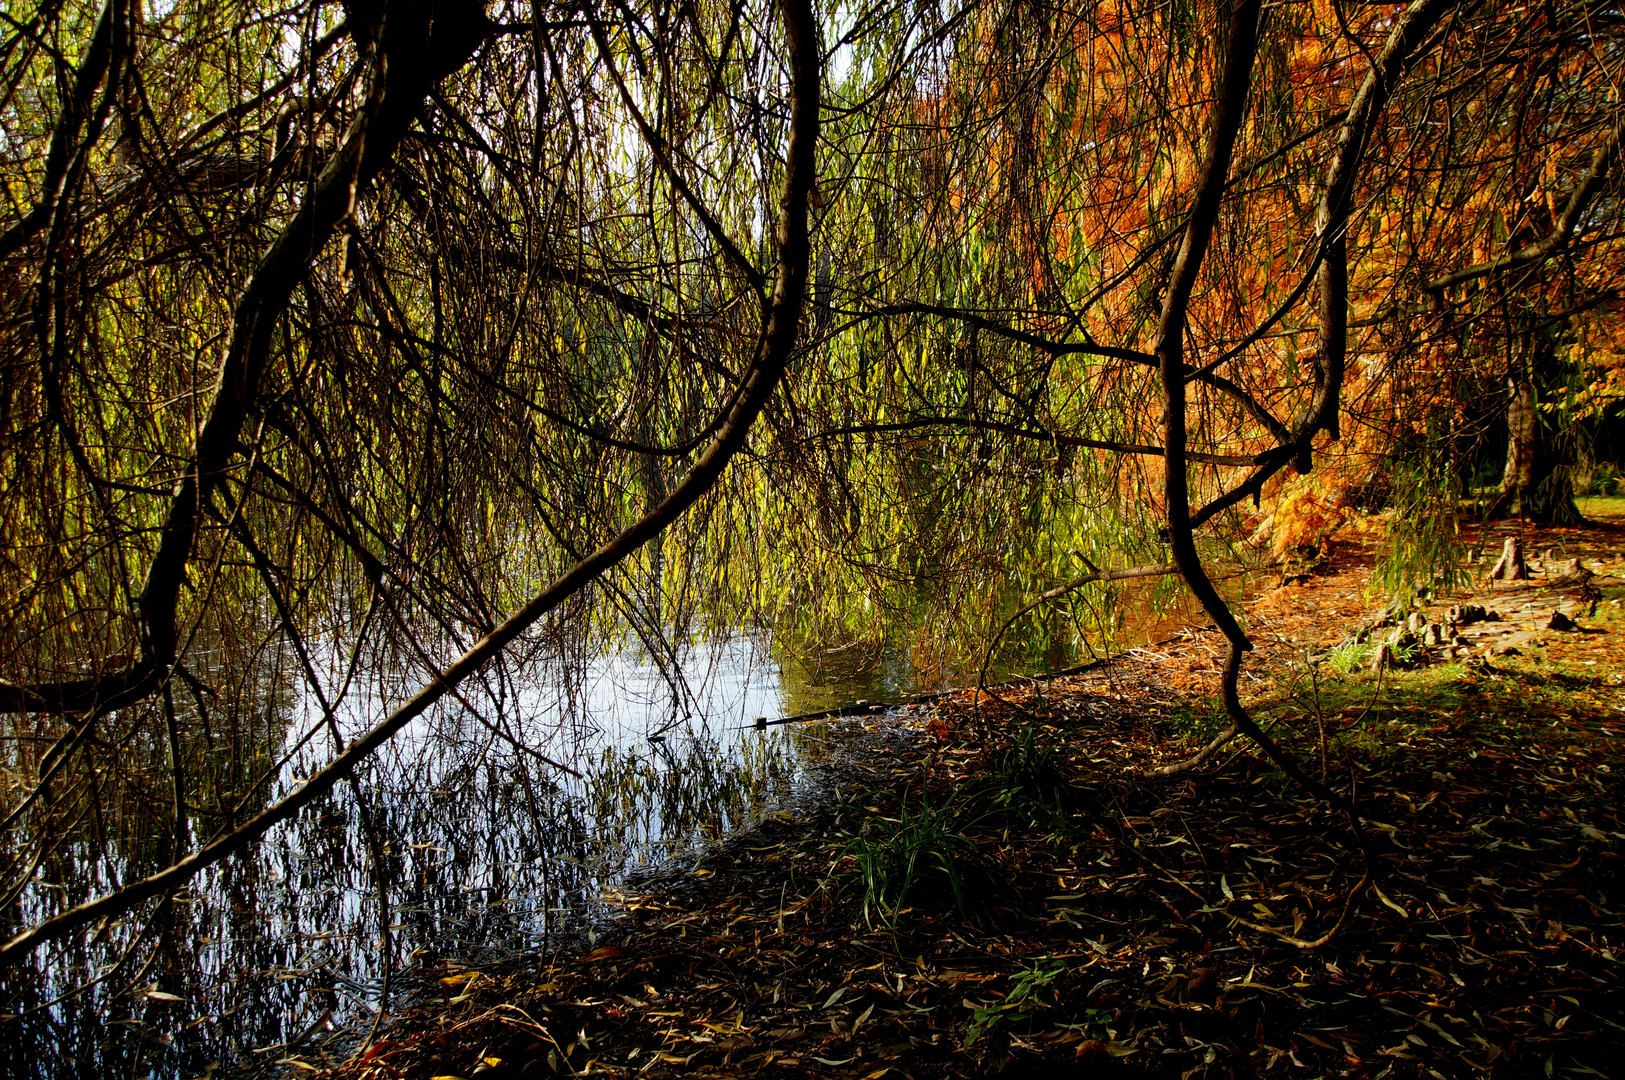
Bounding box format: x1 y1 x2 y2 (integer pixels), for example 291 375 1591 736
1245 637 1623 773
1162 699 1227 741
978 723 1079 834
839 788 999 928
1323 639 1372 675
1577 493 1625 516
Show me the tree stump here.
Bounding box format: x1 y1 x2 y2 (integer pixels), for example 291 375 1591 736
1549 558 1592 587
1371 643 1394 673
1488 536 1527 581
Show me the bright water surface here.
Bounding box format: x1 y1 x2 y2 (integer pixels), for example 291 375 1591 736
1 564 1235 1079
1 630 1042 1079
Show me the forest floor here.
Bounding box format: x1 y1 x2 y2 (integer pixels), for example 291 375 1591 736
317 506 1625 1080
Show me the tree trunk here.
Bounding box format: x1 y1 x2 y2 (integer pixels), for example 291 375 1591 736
1488 536 1527 580
1484 336 1583 525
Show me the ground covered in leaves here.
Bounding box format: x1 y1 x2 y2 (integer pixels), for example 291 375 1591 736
317 516 1625 1080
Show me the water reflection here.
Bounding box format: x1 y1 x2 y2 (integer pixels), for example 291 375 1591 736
1 637 827 1079
0 554 1241 1079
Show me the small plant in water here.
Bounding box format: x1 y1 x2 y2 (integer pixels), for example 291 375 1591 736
841 789 995 928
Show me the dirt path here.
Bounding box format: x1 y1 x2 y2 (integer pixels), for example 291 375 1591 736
315 514 1625 1080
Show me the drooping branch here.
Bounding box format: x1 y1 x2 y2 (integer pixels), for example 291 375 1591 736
864 301 1158 365
134 3 491 666
1189 2 1461 391
1184 0 1465 533
1153 0 1346 800
863 301 1293 443
1156 0 1265 609
0 2 494 715
1297 0 1467 465
1427 117 1625 293
0 0 823 967
0 0 132 261
792 415 1287 467
0 669 162 716
976 562 1178 694
1156 0 1462 816
585 14 768 297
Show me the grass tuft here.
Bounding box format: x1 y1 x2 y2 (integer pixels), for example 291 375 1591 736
980 723 1079 833
840 789 997 928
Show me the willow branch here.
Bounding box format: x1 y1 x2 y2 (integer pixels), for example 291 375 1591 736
0 0 131 260
586 14 767 296
793 415 1286 466
976 563 1178 697
864 301 1292 441
1155 0 1339 802
133 2 491 669
1427 117 1625 293
0 0 822 967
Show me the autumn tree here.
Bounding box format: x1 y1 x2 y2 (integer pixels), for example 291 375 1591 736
788 0 1620 763
1 0 1621 995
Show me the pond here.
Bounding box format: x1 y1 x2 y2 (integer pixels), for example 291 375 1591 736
0 567 1236 1079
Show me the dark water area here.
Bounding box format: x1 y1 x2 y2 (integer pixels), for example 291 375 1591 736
0 566 1240 1079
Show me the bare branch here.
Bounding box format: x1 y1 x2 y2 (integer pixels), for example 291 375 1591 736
1427 118 1625 292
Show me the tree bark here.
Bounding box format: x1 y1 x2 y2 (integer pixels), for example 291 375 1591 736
1485 334 1583 525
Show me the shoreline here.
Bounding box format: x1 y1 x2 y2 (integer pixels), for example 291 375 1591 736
313 511 1625 1079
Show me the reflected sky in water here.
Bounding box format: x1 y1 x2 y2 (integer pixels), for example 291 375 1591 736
1 636 851 1079
0 562 1200 1079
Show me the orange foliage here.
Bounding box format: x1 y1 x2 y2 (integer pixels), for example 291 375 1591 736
893 0 1624 550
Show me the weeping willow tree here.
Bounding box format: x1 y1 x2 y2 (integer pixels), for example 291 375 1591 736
1 0 1622 1013
0 0 825 969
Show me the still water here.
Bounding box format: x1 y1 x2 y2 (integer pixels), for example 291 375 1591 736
0 550 1238 1079
1 626 1065 1080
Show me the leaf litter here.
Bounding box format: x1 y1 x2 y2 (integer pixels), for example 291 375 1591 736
316 520 1625 1079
